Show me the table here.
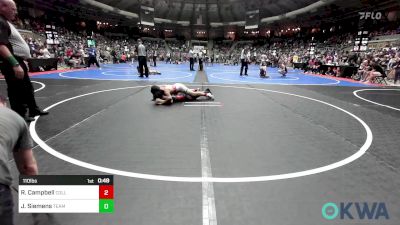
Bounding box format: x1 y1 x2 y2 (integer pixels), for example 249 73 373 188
320 65 359 78
293 62 307 70
28 58 58 72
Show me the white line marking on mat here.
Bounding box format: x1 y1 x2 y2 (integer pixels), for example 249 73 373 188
7 80 45 163
208 72 341 86
184 102 222 104
0 80 45 93
58 70 193 81
201 109 218 225
30 85 373 183
32 81 46 92
353 89 400 111
34 109 106 145
184 105 222 107
9 110 105 164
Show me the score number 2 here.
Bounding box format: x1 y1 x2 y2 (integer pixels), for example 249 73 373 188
99 185 114 199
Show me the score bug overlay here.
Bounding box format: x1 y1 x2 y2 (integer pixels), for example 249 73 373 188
19 175 114 213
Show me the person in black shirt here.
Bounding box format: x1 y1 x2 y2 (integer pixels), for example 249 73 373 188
363 63 385 83
111 49 117 64
0 94 38 225
152 49 157 67
278 62 288 77
394 60 400 85
0 0 48 122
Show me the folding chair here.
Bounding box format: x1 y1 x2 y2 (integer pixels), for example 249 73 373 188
375 73 388 85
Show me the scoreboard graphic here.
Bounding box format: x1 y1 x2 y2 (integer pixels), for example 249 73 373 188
19 175 114 213
45 25 59 45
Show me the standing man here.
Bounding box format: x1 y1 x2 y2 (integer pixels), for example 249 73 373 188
394 58 400 85
198 50 204 71
152 48 157 67
240 46 250 76
0 0 48 122
166 51 171 64
78 45 85 65
87 44 100 68
0 95 38 225
111 48 117 64
189 48 194 71
137 39 148 78
210 51 214 66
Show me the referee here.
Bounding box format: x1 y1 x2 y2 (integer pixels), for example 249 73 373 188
152 49 157 67
240 46 250 76
0 0 48 121
137 39 149 78
189 48 194 71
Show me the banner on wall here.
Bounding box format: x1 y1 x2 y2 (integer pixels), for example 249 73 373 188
193 45 205 54
245 10 259 30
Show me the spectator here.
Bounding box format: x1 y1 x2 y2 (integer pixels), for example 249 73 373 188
38 45 51 58
363 63 385 83
87 45 100 68
120 52 127 63
65 47 73 58
69 51 82 68
0 94 38 225
137 39 148 77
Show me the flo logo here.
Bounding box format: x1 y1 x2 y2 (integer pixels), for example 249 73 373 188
359 12 382 20
322 202 389 220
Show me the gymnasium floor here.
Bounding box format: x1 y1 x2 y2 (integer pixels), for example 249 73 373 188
1 62 400 225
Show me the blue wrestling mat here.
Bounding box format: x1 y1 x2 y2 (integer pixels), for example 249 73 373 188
205 64 369 87
32 63 196 83
31 63 370 87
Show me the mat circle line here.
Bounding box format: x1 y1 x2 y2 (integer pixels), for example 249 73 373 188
353 89 400 111
100 68 137 71
30 85 372 183
209 72 341 85
101 70 192 79
208 71 299 81
101 64 135 69
0 79 45 93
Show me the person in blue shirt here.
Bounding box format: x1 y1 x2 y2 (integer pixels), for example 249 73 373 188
87 45 100 68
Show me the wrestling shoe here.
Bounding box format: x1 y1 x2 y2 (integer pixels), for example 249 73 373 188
204 88 211 93
29 109 49 117
206 93 214 100
24 116 35 123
